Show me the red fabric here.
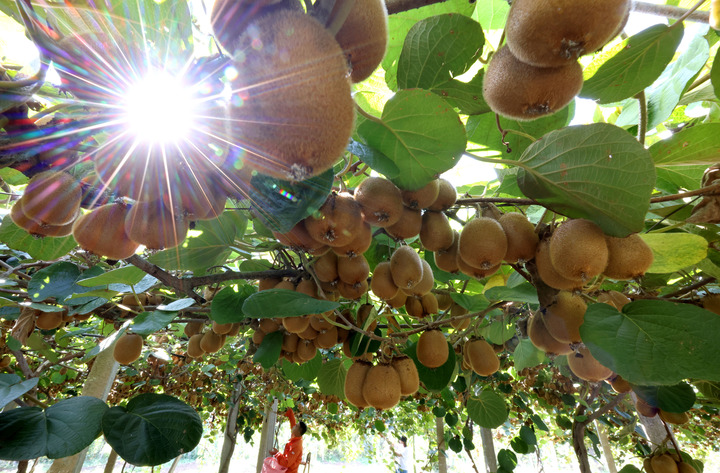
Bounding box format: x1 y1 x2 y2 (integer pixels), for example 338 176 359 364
274 409 302 473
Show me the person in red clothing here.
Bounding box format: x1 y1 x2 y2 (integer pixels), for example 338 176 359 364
269 408 307 473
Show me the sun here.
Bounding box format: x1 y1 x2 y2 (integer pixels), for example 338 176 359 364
122 70 196 145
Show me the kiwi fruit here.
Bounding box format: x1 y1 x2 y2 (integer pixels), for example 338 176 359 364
702 293 720 315
405 260 435 297
404 296 425 318
162 166 228 221
391 356 420 396
0 356 10 369
35 311 64 331
295 278 319 299
212 321 233 335
113 333 143 365
385 206 423 240
635 397 659 418
464 339 500 376
283 316 311 334
420 211 455 252
534 239 584 291
644 457 656 473
401 180 440 210
659 409 690 425
282 332 300 352
310 313 336 332
252 329 266 345
370 261 399 301
387 290 408 309
505 0 630 67
456 257 500 280
259 278 282 292
274 220 328 253
650 454 679 473
337 254 370 285
427 178 457 212
603 233 654 280
597 291 631 311
677 462 698 473
313 251 339 283
124 200 189 250
337 280 368 300
483 45 583 121
19 171 82 226
296 339 317 361
11 203 73 237
228 10 354 181
436 293 453 311
354 176 404 227
362 363 402 410
390 245 424 290
610 375 632 393
419 293 438 315
542 291 587 344
184 321 204 338
416 330 449 368
334 0 388 83
434 230 460 273
305 193 362 248
458 217 508 269
550 219 609 281
332 221 372 258
298 324 319 341
73 203 140 260
566 346 612 382
527 312 573 355
200 331 225 353
259 318 281 333
314 327 338 349
499 212 538 264
344 360 372 407
451 316 470 331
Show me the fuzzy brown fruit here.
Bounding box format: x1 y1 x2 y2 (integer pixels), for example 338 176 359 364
386 206 423 240
73 203 140 260
392 356 420 396
483 45 583 121
542 291 586 344
567 346 612 382
427 178 457 212
354 177 404 227
650 454 679 473
35 311 64 331
535 239 584 291
344 360 372 407
549 219 609 281
305 193 362 248
125 200 189 250
332 221 372 258
370 261 400 301
458 217 507 269
420 211 455 252
390 245 424 290
18 171 82 226
113 333 143 365
499 212 538 264
362 363 402 409
527 312 573 355
401 180 440 210
334 0 388 83
200 331 225 353
416 330 448 368
603 233 654 280
434 231 460 273
464 339 500 376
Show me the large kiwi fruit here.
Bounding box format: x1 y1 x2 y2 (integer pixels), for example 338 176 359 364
344 360 372 408
337 254 370 285
549 219 609 281
334 0 388 83
11 203 74 237
35 311 64 331
200 331 225 353
499 212 538 264
390 245 423 290
416 329 448 368
391 356 420 396
274 220 327 253
464 339 500 376
354 176 404 227
332 221 372 258
650 454 680 473
362 363 402 409
505 0 630 67
458 217 508 269
19 171 82 226
401 180 440 210
125 200 189 250
405 259 435 296
305 193 362 248
456 256 500 280
534 239 584 291
567 346 612 382
434 230 460 273
658 409 690 425
603 233 654 280
73 203 140 260
678 462 698 473
296 339 317 361
370 261 399 301
427 178 457 212
385 206 422 240
337 280 368 300
184 321 204 338
113 333 143 365
527 312 573 355
420 211 455 252
283 316 311 334
228 10 354 181
542 291 587 344
483 45 583 121
313 251 339 283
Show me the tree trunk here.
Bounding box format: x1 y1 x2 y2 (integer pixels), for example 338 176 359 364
17 460 28 473
47 339 120 473
572 420 593 473
218 378 244 473
595 421 617 473
103 449 118 473
435 416 447 473
167 455 182 473
631 393 673 447
479 428 496 473
256 398 278 473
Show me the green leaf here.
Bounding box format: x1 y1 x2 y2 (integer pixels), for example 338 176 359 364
405 341 457 392
76 266 146 287
130 311 177 337
253 331 283 370
517 123 656 236
242 289 339 319
102 393 202 467
712 44 720 99
347 140 400 179
481 319 514 345
282 353 323 382
0 374 38 410
316 359 347 400
485 283 538 304
431 70 490 115
211 285 256 324
510 437 530 454
632 382 696 413
650 123 720 166
472 0 510 30
27 262 81 302
618 466 643 473
519 425 537 446
0 216 77 261
347 328 382 357
513 339 546 372
0 396 107 461
467 390 508 429
640 233 707 273
244 169 334 233
397 14 484 89
581 24 684 104
0 297 17 308
357 89 466 191
149 212 242 275
581 300 720 385
158 298 194 311
448 436 463 453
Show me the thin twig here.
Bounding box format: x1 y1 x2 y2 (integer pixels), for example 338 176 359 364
636 91 647 145
662 277 716 299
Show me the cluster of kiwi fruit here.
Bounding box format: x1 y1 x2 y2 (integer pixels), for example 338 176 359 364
643 452 698 473
184 317 243 361
344 356 419 410
483 0 630 120
211 0 387 182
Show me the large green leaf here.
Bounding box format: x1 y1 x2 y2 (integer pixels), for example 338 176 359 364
0 396 107 461
581 300 720 385
472 0 510 30
76 266 146 287
27 262 81 302
649 123 720 166
640 233 707 274
0 374 38 410
282 353 323 382
581 24 684 104
467 389 508 429
405 341 457 392
484 283 538 304
397 14 484 90
0 216 77 261
253 331 283 369
244 168 334 234
210 284 257 324
347 140 400 179
431 70 490 115
513 339 546 372
242 289 339 319
130 311 177 336
148 212 243 275
517 123 656 236
632 382 696 413
316 359 347 399
357 89 466 191
102 393 202 467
